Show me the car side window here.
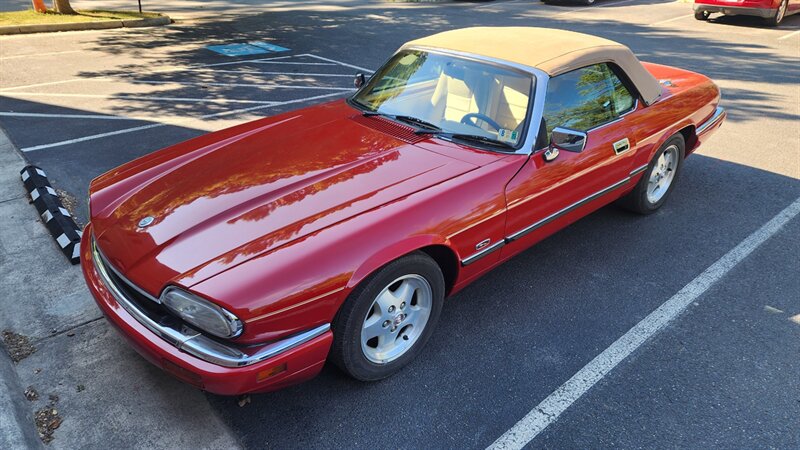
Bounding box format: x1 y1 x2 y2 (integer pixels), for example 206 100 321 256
541 63 636 141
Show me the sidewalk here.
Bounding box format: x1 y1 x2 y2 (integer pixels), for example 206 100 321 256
0 128 240 449
0 132 41 449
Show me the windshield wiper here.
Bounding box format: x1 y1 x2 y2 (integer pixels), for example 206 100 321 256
425 132 516 150
452 134 516 149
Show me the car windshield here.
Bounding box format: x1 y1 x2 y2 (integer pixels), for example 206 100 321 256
351 50 534 148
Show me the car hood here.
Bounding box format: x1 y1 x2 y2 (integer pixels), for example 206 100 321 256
91 105 477 296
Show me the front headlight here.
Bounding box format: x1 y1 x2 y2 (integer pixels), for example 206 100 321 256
161 287 243 339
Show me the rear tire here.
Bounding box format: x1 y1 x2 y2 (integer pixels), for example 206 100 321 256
330 252 445 381
617 134 685 215
694 10 710 21
765 0 788 26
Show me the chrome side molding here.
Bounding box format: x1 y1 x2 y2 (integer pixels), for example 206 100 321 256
460 169 649 266
505 178 630 243
461 239 505 266
630 164 648 177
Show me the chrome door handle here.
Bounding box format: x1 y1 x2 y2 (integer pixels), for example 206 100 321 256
613 138 630 154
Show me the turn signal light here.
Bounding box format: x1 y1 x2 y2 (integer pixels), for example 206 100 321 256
256 364 287 382
162 359 204 388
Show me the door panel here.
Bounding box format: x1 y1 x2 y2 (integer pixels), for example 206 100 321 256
500 62 643 261
502 116 637 259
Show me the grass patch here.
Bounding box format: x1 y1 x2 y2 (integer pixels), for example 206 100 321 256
0 9 161 26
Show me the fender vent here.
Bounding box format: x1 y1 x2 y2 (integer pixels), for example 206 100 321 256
351 114 425 144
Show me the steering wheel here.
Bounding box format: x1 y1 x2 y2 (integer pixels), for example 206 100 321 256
460 113 502 132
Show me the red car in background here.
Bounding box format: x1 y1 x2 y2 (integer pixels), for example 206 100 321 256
694 0 800 26
82 27 725 395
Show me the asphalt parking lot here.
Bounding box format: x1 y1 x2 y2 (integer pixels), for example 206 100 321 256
1 0 798 448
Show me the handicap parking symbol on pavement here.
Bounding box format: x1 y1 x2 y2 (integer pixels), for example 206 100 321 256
206 41 291 57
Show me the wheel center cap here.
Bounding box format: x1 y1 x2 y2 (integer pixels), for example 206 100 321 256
393 314 404 326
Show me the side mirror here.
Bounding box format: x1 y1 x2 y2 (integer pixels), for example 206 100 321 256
354 73 366 89
551 127 587 153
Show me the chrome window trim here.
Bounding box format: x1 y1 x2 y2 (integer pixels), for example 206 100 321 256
92 238 329 368
696 106 726 135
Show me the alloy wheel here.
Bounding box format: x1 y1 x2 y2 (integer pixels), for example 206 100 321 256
360 274 433 364
646 145 678 204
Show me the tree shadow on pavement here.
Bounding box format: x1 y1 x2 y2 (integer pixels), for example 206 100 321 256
70 2 799 125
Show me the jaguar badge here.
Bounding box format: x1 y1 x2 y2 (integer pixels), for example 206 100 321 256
137 216 155 228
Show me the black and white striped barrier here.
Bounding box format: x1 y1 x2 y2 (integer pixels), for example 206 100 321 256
20 165 82 265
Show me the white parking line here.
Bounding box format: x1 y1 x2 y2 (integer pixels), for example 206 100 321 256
303 54 375 73
198 54 334 68
1 92 276 104
488 196 800 450
650 14 694 26
0 54 335 92
0 112 151 120
0 110 280 123
181 69 354 77
20 91 350 152
0 50 84 60
777 29 800 40
5 52 366 152
0 78 102 92
0 77 351 92
245 61 337 66
127 79 353 90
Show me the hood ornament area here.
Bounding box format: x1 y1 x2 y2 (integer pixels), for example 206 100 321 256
137 216 155 228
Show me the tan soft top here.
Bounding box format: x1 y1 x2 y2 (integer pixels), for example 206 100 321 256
403 27 662 105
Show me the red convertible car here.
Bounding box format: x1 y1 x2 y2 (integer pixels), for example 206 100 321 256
694 0 799 25
81 28 725 395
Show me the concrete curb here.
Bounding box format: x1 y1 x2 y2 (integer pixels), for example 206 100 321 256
0 15 170 35
0 346 43 450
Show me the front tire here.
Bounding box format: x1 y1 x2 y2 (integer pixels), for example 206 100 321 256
330 252 445 381
618 134 685 214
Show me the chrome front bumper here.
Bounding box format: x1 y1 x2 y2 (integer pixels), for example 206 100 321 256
91 239 329 368
697 106 726 135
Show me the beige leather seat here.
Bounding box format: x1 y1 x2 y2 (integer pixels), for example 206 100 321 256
430 72 480 125
491 76 529 131
429 71 529 133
